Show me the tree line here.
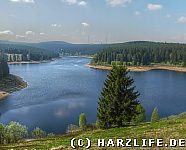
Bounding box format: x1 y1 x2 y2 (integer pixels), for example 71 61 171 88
0 52 9 80
0 43 59 62
92 41 186 66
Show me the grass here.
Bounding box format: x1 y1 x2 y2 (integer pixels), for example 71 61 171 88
1 118 186 150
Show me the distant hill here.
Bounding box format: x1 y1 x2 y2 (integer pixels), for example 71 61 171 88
0 40 109 55
28 41 109 55
1 40 186 57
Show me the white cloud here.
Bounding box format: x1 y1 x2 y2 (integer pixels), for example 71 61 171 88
9 0 35 3
16 35 26 38
39 32 45 35
81 22 90 27
106 0 132 7
63 0 77 5
51 24 62 28
78 1 87 6
0 30 14 35
177 16 186 24
147 4 162 11
25 31 35 35
134 11 141 16
63 0 87 6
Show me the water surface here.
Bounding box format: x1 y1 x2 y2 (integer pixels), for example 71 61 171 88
0 57 186 134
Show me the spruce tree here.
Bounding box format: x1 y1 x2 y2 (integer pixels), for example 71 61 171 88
97 65 140 129
151 107 160 122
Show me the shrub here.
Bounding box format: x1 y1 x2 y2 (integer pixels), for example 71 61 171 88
32 127 46 139
5 122 28 143
0 123 5 144
66 124 80 134
79 113 87 131
151 107 160 123
167 115 178 120
132 104 146 124
178 112 186 118
47 133 55 137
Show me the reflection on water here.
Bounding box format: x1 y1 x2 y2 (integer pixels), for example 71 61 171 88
0 57 186 134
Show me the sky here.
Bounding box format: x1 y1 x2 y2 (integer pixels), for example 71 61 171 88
0 0 186 44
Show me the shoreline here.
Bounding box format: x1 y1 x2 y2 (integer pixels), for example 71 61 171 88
0 74 28 101
0 92 10 101
86 64 186 73
68 55 93 59
8 60 52 65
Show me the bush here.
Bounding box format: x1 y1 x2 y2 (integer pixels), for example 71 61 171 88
32 127 46 139
0 123 5 144
132 104 146 124
66 124 80 134
79 113 87 131
86 124 96 131
47 133 55 137
167 115 178 120
5 122 28 143
178 112 186 118
151 107 160 123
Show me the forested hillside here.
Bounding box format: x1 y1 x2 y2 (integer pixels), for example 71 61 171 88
28 41 108 55
92 41 186 66
0 40 108 56
0 43 59 61
0 53 9 80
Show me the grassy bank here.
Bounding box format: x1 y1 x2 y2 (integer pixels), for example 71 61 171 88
1 118 186 150
0 74 27 100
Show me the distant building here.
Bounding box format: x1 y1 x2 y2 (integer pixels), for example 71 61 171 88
27 53 30 61
5 54 23 62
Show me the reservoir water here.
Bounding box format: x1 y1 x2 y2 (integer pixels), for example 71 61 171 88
0 57 186 134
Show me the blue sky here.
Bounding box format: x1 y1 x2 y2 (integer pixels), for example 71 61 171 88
0 0 186 43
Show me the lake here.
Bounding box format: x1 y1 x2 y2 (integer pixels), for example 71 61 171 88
0 57 186 134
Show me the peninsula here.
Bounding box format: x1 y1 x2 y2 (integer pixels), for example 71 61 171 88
0 74 27 101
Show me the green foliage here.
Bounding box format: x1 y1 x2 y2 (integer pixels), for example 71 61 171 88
0 52 9 80
0 123 5 144
3 117 186 149
47 133 55 137
151 107 160 122
79 113 87 130
132 104 146 124
178 112 186 118
32 127 46 139
95 120 102 129
5 122 28 143
66 124 80 134
92 41 186 66
0 44 59 61
97 65 140 129
167 115 178 120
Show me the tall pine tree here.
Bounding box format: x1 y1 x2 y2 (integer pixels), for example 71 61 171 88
97 65 140 129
